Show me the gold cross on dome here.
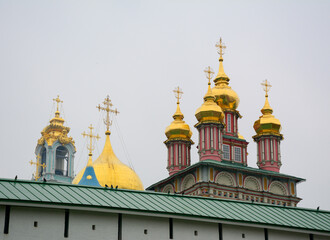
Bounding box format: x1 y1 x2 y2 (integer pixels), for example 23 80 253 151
97 95 119 132
215 37 226 58
261 80 272 97
204 66 214 84
173 86 183 104
82 124 100 155
53 95 63 112
29 154 46 181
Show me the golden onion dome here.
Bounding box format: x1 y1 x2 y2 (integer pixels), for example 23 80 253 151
165 102 193 141
73 132 144 190
212 38 239 111
253 94 282 138
212 57 240 111
195 81 224 123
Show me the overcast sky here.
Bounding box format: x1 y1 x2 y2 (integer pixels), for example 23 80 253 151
0 1 329 210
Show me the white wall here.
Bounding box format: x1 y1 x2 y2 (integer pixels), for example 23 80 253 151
222 224 264 240
69 210 117 240
268 229 309 240
122 215 168 240
4 206 65 240
0 205 329 240
174 218 219 240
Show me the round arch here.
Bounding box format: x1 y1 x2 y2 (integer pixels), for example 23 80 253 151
269 181 288 196
215 172 236 186
244 176 261 191
181 174 196 191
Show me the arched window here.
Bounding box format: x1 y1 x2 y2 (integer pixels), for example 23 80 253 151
39 147 47 176
55 146 69 176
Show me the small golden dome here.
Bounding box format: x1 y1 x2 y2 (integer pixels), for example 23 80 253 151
253 95 282 137
73 133 144 190
195 82 224 123
165 103 193 141
212 57 240 111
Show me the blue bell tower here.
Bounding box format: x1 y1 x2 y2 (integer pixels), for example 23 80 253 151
34 96 76 183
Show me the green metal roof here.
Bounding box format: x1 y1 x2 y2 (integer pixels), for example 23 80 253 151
147 160 305 190
0 178 328 234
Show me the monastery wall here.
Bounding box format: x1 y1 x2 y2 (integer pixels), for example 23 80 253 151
0 205 328 240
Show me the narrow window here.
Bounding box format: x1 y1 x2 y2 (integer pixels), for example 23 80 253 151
170 145 174 166
169 218 173 239
144 229 148 235
233 115 236 133
223 145 230 160
201 128 205 149
34 221 38 227
210 127 214 148
234 147 241 162
3 205 10 234
261 140 265 160
194 230 198 236
92 225 96 230
270 139 274 160
118 214 122 240
218 128 221 149
187 146 190 165
178 144 181 165
227 114 232 132
242 233 245 238
309 234 314 240
64 210 69 238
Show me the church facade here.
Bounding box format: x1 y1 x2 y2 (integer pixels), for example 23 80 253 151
147 39 304 207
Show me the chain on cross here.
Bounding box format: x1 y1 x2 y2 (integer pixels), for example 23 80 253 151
97 95 119 132
53 95 63 112
215 37 226 59
261 80 272 97
82 124 100 156
173 86 183 104
204 66 214 85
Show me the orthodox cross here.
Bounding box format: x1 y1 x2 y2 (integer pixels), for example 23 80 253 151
261 80 272 97
97 95 119 132
82 124 100 156
173 86 183 104
53 95 63 112
215 37 226 58
29 154 46 181
204 66 214 84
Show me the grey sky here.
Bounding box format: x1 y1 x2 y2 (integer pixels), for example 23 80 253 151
0 1 329 209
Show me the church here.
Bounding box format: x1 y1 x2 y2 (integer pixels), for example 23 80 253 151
0 39 329 239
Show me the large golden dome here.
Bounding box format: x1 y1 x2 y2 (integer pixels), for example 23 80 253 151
212 57 240 111
195 82 224 124
73 132 144 190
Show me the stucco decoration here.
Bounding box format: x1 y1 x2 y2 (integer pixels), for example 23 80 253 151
181 174 195 191
244 176 261 191
163 184 174 193
215 172 236 186
269 181 288 196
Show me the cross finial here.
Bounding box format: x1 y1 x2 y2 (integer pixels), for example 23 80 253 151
53 95 63 112
215 37 226 59
204 66 214 85
97 95 119 133
29 154 46 181
173 86 183 104
261 80 272 97
82 124 100 156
